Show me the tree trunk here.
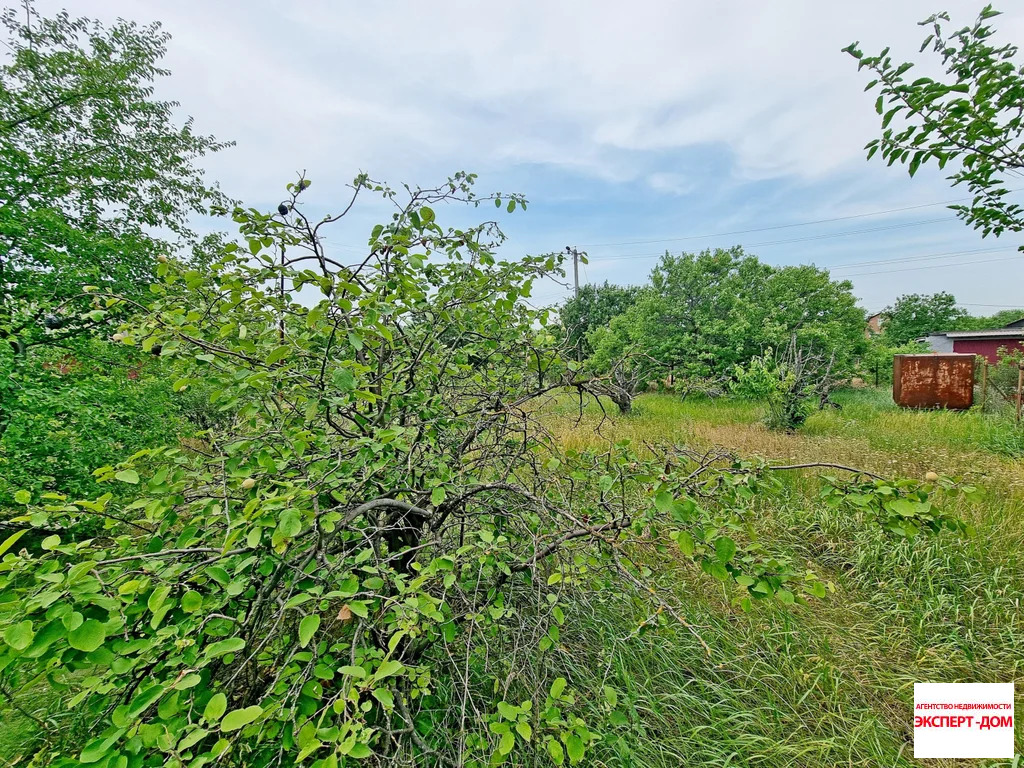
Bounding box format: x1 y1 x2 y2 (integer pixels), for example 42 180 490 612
610 388 632 414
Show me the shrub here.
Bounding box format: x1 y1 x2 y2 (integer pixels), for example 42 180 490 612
729 354 781 401
738 339 841 432
0 176 971 766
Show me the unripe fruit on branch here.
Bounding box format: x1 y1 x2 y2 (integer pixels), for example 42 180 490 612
925 471 939 482
112 333 125 342
157 254 168 263
241 477 256 490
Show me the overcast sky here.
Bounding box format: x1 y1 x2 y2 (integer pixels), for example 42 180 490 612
36 0 1024 314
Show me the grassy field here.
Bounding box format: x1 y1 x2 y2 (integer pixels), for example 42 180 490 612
542 388 1024 767
3 388 1021 766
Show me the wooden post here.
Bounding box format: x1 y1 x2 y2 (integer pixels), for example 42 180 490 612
980 361 988 411
1016 364 1023 423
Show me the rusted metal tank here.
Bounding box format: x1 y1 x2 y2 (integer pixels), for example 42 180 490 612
893 353 975 410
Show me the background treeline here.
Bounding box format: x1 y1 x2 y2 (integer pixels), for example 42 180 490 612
561 259 1023 424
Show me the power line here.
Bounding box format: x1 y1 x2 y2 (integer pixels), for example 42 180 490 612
959 302 1024 309
840 254 1021 278
828 245 1007 272
579 190 1019 248
528 250 1022 304
586 217 952 262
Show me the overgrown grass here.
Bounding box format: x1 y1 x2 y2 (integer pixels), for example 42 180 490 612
5 389 1021 765
806 388 1024 460
542 388 1023 766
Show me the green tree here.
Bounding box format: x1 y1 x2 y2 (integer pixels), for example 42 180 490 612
0 2 230 358
881 292 966 345
0 340 204 512
558 281 639 358
845 5 1024 244
587 248 864 396
956 307 1024 330
0 3 230 501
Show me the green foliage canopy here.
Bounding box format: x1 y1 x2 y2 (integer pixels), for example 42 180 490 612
880 291 966 345
846 5 1024 244
0 3 229 356
588 248 865 386
0 174 970 766
558 282 639 358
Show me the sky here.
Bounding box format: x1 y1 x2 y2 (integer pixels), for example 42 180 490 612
34 0 1024 315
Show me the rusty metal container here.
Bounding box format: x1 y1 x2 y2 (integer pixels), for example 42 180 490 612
893 353 975 410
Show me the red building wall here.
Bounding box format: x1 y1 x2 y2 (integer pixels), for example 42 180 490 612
952 338 1024 363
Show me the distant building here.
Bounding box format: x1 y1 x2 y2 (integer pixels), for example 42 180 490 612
919 333 954 353
918 319 1024 363
865 312 884 338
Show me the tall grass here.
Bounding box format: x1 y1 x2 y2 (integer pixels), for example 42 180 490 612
805 388 1024 460
541 389 1023 766
5 389 1020 765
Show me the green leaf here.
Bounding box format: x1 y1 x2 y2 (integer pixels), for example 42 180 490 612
220 705 263 732
114 469 140 484
603 686 618 708
714 536 737 564
204 693 228 722
550 677 567 699
333 367 355 391
654 491 673 513
68 619 106 652
891 498 921 517
0 529 27 558
79 732 122 764
178 728 209 751
174 674 202 690
299 614 320 648
374 660 404 681
276 510 303 539
565 733 585 763
499 730 515 755
4 620 34 651
348 743 372 759
266 345 290 365
609 710 629 727
515 721 532 741
182 590 203 613
147 585 170 614
548 739 565 765
431 486 446 506
13 489 31 504
497 701 519 720
371 688 394 708
205 637 246 658
677 530 695 557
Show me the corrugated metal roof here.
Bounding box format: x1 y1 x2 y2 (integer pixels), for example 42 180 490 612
944 329 1024 338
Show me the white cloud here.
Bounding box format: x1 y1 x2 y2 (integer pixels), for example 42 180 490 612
38 0 1020 197
25 0 1024 309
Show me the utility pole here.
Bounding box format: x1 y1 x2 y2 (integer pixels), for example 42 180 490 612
565 246 587 362
565 246 585 299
